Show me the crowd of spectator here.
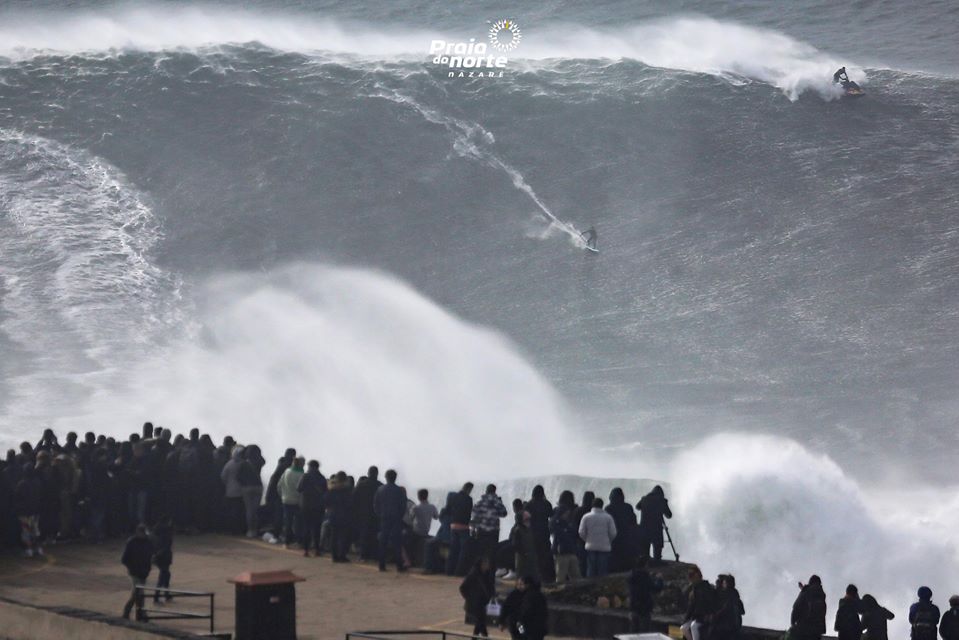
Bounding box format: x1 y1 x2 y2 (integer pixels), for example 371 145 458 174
7 424 955 640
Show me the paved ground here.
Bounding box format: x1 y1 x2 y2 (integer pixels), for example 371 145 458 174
0 535 511 640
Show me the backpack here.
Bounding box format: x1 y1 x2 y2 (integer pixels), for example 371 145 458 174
912 604 939 640
238 461 259 487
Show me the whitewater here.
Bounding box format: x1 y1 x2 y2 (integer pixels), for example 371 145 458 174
2 0 959 635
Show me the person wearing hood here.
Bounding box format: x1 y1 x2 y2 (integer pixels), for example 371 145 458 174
325 471 352 563
219 445 246 535
637 485 672 562
518 576 549 640
911 587 941 640
550 490 581 582
835 584 864 640
298 460 327 557
460 556 496 637
524 485 555 582
791 575 828 640
860 594 894 640
606 487 638 573
940 596 959 640
278 456 305 548
712 574 745 640
510 511 540 582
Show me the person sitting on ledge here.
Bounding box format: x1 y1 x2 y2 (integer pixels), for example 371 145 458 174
682 565 716 640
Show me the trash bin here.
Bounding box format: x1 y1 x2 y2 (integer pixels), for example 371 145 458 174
229 570 306 640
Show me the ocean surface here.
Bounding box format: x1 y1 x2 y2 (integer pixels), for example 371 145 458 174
1 0 958 631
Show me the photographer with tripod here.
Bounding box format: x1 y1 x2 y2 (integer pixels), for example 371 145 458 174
637 485 675 562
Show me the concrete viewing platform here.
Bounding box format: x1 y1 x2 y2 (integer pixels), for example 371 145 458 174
0 534 515 640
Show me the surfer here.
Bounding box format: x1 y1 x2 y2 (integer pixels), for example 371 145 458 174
833 66 864 97
581 227 597 251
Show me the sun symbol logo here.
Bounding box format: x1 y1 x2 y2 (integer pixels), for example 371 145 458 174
488 19 522 52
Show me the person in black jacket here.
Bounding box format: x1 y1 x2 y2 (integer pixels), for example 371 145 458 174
791 575 828 640
518 576 549 640
14 466 44 557
940 596 959 640
637 485 672 562
500 579 526 640
835 584 863 640
460 556 496 637
549 491 580 582
860 594 894 640
373 469 408 572
911 587 941 640
606 487 638 573
446 483 474 576
266 449 295 537
151 516 174 604
628 555 662 631
713 574 745 640
121 524 154 620
325 471 353 563
298 460 327 557
682 566 716 640
351 466 382 560
524 486 554 583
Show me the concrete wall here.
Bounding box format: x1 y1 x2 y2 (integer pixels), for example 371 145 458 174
547 603 812 640
0 597 206 640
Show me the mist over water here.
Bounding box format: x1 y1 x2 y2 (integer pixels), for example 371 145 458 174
1 0 959 633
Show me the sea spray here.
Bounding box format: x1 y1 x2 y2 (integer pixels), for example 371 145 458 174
671 433 959 638
73 264 584 481
0 130 184 429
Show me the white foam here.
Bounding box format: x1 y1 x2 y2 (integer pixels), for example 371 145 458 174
671 433 959 636
0 8 860 99
73 264 582 481
0 130 183 427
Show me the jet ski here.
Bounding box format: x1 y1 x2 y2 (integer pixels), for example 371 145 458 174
841 80 865 98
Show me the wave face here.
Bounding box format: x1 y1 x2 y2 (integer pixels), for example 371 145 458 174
1 2 959 632
2 27 956 480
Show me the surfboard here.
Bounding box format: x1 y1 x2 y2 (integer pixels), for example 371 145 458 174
586 246 599 254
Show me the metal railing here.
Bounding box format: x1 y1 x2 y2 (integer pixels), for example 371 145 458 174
347 632 491 640
135 585 216 635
